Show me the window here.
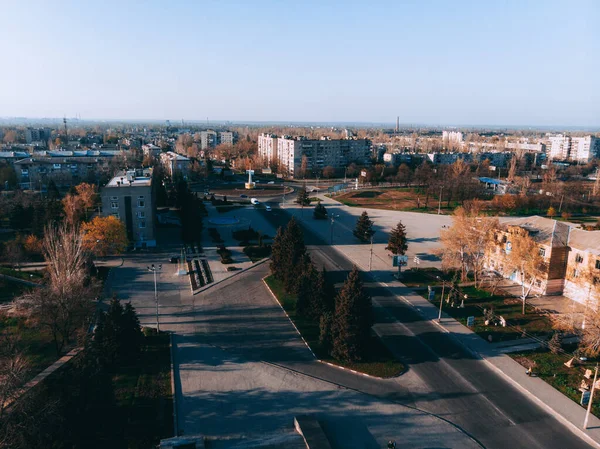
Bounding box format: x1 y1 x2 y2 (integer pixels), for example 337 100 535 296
139 220 146 229
576 254 584 264
137 195 144 200
137 211 145 218
110 196 118 201
596 259 600 270
137 200 145 208
572 269 580 278
111 201 118 209
53 163 61 169
112 212 119 219
21 169 28 175
539 248 546 257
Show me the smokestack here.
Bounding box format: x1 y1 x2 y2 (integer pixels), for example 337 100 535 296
396 116 399 133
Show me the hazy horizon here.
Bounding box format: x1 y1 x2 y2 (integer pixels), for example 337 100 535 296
1 1 598 127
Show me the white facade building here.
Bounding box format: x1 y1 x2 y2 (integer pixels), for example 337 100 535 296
548 135 599 163
258 133 279 164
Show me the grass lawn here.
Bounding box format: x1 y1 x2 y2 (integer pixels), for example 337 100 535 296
334 187 459 214
112 331 174 448
0 315 59 379
510 344 600 418
400 268 460 288
0 266 45 282
421 285 553 342
265 275 404 378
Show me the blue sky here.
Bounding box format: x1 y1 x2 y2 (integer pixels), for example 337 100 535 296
1 0 598 126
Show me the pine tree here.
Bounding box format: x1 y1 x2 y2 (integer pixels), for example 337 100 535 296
295 256 315 317
319 312 333 353
281 217 307 293
270 227 285 280
332 266 373 362
121 302 143 359
386 221 408 255
313 201 328 220
296 183 310 206
353 211 375 243
310 268 334 318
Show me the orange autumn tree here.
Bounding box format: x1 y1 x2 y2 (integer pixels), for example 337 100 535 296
82 216 128 257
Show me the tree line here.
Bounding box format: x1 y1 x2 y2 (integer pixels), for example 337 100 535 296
270 217 374 362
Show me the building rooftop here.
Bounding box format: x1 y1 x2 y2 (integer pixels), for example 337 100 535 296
502 216 571 247
160 151 190 161
568 228 600 256
105 169 153 188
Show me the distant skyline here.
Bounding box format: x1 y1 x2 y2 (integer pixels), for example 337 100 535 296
1 0 598 127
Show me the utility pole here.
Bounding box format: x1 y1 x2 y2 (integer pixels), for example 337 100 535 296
368 236 374 271
330 216 335 245
282 180 286 207
438 278 446 322
584 364 599 429
558 194 565 213
438 186 443 215
147 264 162 332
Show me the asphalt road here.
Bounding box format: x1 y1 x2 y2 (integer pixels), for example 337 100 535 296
255 205 593 449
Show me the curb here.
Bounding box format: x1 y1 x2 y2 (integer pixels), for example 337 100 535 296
169 332 179 437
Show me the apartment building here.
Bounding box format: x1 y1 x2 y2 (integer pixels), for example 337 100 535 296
100 168 156 248
486 216 600 304
199 130 235 149
12 150 121 189
257 133 278 164
260 135 371 176
442 130 463 149
160 151 190 179
25 127 52 144
548 135 599 163
142 144 162 159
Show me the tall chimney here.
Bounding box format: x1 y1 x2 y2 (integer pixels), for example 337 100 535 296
396 116 399 133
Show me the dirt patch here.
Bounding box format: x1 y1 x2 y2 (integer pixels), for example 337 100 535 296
335 188 449 213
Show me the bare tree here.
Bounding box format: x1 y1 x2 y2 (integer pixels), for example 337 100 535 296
42 224 87 298
503 229 546 314
0 334 29 419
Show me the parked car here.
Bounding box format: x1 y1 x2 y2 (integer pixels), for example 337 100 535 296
240 194 248 198
268 181 275 184
250 198 260 205
265 205 272 211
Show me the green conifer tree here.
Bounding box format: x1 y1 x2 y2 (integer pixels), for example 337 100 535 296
386 221 408 255
332 266 373 362
353 211 375 243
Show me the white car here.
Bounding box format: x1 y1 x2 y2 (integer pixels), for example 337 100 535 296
268 181 275 184
250 198 260 205
265 205 272 211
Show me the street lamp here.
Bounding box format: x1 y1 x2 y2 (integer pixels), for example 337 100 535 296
437 275 446 322
147 264 162 332
330 214 339 245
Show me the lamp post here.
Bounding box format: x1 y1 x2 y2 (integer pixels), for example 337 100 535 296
438 186 443 215
584 364 599 429
368 235 374 272
437 276 446 322
147 264 162 332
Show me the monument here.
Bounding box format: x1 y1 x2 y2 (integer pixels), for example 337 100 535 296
245 169 255 189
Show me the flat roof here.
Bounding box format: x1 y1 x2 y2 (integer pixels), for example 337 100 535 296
105 170 152 187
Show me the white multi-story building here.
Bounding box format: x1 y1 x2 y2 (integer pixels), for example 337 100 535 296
548 135 599 163
258 133 278 164
160 151 190 179
442 131 464 149
264 135 371 176
572 136 600 163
